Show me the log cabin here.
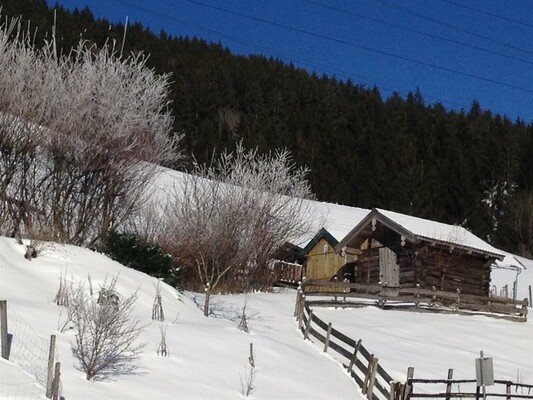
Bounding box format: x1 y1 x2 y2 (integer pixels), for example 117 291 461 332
334 208 509 296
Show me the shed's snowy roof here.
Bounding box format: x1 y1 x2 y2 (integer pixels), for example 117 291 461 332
375 208 507 258
294 200 369 247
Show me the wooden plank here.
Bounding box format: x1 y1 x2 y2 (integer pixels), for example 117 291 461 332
330 326 357 347
373 376 391 400
328 338 353 361
311 312 328 331
347 365 365 387
409 379 476 384
304 310 313 339
377 363 394 384
308 326 326 343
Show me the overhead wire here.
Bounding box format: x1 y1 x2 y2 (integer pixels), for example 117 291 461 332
380 0 533 57
100 0 471 109
179 0 533 94
300 0 533 67
437 0 533 30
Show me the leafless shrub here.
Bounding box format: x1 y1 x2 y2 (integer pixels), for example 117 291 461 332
152 281 165 322
237 299 249 333
164 143 317 316
240 343 257 397
67 275 146 380
0 14 181 244
53 268 69 307
156 324 169 357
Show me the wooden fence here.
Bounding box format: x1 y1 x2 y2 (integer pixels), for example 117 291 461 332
294 290 393 400
302 280 528 322
404 375 533 399
294 287 533 400
273 261 304 286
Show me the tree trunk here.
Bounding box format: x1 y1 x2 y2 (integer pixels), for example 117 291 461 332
204 289 211 317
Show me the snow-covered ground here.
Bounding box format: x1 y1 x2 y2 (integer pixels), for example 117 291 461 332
0 236 531 399
0 236 363 400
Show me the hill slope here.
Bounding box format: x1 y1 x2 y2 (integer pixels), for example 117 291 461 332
1 236 532 399
0 236 363 399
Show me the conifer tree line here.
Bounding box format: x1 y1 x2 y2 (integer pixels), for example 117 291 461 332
1 0 532 257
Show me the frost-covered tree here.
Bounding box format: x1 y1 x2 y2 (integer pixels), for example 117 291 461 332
165 143 317 316
0 16 180 244
67 276 145 380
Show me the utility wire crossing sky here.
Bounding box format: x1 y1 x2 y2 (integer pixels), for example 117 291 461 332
54 0 533 122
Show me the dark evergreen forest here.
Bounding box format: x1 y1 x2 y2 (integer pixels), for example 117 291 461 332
2 0 532 257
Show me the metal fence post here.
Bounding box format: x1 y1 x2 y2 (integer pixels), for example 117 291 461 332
0 300 8 360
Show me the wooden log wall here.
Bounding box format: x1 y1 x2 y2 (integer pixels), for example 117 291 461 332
397 244 491 297
353 243 492 297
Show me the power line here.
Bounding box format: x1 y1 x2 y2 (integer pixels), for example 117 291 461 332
300 0 533 67
179 0 533 94
380 0 533 57
101 0 470 109
438 0 533 30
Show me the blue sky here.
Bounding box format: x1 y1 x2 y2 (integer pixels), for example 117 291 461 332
53 0 533 122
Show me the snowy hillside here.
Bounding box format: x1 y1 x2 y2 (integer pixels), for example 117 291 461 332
0 236 363 400
1 236 531 400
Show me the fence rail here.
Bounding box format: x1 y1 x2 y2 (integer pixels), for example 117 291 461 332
404 378 533 399
295 290 392 400
303 280 528 321
294 286 533 400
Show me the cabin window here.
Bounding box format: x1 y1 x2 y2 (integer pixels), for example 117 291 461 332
323 244 328 253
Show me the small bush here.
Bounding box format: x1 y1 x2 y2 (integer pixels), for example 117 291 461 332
101 231 181 288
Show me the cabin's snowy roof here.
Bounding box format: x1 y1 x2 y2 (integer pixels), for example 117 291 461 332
375 208 507 258
293 200 369 247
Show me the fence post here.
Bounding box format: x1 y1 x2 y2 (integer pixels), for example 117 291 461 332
506 382 511 400
304 310 313 339
521 298 528 319
0 300 8 360
529 285 532 308
298 295 306 329
46 334 57 398
390 381 399 400
323 322 332 352
52 362 61 400
347 339 362 373
294 288 301 318
403 367 414 400
367 357 379 399
363 355 378 398
445 368 453 400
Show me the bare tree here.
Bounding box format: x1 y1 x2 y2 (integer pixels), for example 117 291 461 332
0 15 181 245
156 324 169 357
504 190 533 258
164 143 316 316
67 276 145 380
240 343 257 397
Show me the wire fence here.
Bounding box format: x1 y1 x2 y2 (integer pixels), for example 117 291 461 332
0 381 44 400
1 305 60 399
6 310 57 388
